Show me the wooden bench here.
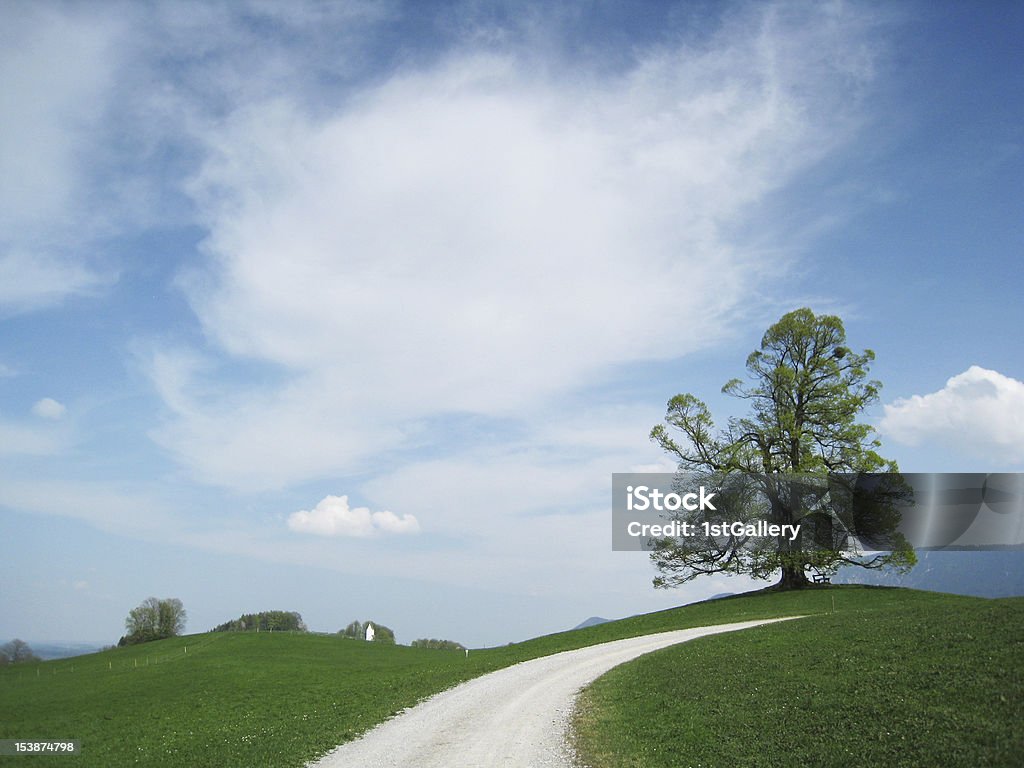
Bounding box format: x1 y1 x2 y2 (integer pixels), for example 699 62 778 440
812 573 831 584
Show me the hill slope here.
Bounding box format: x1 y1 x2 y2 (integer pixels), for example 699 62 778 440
1 587 1018 767
573 591 1024 767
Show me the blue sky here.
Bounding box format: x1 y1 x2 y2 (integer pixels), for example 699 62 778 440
1 0 1022 648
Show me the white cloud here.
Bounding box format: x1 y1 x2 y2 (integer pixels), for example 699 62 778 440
287 495 420 538
32 397 67 420
881 366 1024 463
149 3 882 490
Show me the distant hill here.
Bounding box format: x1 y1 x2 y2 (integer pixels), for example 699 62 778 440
25 642 104 660
573 616 611 630
835 550 1024 597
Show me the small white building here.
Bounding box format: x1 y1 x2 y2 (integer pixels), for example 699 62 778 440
365 622 375 642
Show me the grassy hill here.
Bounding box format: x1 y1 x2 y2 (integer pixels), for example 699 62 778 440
573 590 1024 767
1 587 1019 766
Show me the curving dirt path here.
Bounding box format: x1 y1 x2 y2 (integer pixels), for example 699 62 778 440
307 617 801 768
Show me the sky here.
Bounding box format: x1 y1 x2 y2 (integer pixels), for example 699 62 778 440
1 0 1022 649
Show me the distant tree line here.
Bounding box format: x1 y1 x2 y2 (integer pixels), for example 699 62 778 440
212 611 308 633
0 638 40 665
410 638 465 651
119 597 187 646
338 620 396 644
208 610 305 634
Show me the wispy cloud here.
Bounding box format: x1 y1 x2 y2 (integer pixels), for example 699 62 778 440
881 366 1024 464
0 397 70 454
0 4 122 313
0 252 108 314
0 474 176 536
0 421 65 456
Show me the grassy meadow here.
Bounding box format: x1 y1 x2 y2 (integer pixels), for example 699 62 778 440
1 587 1019 766
572 590 1024 768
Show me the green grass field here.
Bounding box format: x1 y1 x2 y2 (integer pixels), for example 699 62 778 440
1 587 1019 766
572 589 1024 768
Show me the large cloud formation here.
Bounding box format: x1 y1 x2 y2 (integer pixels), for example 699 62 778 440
146 2 883 490
881 366 1024 464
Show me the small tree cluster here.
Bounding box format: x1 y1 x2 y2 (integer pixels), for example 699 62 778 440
339 620 364 639
338 620 396 644
0 638 40 665
411 638 465 651
119 597 187 646
212 611 307 633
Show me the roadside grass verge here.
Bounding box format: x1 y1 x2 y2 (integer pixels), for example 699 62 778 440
0 586 999 766
572 593 1024 768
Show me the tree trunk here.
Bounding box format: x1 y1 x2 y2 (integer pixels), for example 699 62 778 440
775 478 810 590
777 562 810 589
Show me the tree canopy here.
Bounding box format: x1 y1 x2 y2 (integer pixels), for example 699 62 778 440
650 308 916 589
0 638 39 665
120 597 187 645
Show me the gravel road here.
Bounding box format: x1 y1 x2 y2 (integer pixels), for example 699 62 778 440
308 617 799 768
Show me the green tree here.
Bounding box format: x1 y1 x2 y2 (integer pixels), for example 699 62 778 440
339 620 365 639
366 622 396 644
650 308 916 589
121 597 187 645
0 638 39 664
